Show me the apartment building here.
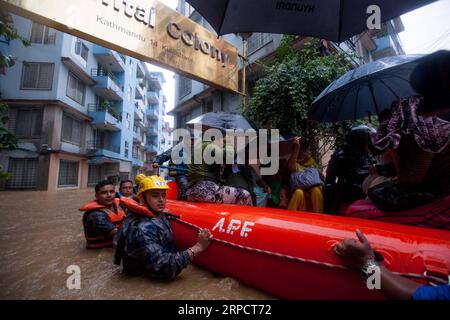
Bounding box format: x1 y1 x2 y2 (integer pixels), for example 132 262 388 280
0 14 165 191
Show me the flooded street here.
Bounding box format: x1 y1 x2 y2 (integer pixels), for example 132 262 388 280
0 189 273 300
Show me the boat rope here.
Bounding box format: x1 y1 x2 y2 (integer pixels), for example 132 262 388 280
169 216 449 285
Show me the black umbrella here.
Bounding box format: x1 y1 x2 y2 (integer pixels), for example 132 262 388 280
185 0 436 42
309 54 425 122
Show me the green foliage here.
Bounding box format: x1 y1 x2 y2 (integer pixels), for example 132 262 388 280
0 15 31 181
0 102 17 150
246 37 363 165
101 100 122 121
0 20 30 69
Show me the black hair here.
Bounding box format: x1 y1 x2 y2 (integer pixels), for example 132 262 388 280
410 50 450 112
95 180 114 193
411 50 450 97
119 179 133 189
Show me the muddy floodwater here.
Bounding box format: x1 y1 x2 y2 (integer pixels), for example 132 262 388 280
0 189 273 300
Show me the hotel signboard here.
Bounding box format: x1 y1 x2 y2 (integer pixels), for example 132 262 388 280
0 0 239 93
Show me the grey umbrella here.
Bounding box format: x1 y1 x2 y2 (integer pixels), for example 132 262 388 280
308 54 426 122
186 112 260 131
185 0 436 42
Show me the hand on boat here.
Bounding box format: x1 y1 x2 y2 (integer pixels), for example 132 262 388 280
333 229 376 270
189 229 213 260
197 229 213 250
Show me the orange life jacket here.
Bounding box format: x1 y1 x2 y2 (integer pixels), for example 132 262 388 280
79 198 126 249
119 196 154 218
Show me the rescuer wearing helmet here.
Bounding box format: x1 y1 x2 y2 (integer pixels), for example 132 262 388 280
114 175 212 279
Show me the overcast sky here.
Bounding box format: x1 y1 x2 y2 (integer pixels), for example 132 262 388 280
148 0 450 127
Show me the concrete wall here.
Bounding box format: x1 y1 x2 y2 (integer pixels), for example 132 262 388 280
47 153 89 192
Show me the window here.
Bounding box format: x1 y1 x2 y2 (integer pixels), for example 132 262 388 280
178 76 192 99
15 108 43 138
61 113 82 145
21 62 54 90
6 158 38 189
124 141 129 158
128 85 132 102
248 33 273 54
58 160 79 187
66 72 86 105
30 22 56 45
75 39 89 62
88 165 101 186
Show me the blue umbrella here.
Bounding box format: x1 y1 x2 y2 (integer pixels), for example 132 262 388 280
308 54 426 123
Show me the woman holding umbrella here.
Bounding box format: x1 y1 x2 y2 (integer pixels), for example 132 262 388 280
345 50 450 230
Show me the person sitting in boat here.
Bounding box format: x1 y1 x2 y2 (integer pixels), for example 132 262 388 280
80 180 126 249
263 159 289 209
186 137 253 206
324 125 377 214
152 136 190 201
344 51 450 230
223 159 272 207
334 229 450 300
114 175 212 279
287 138 324 213
344 97 450 230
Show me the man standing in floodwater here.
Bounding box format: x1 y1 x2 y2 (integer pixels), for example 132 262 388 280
79 180 126 249
114 175 212 279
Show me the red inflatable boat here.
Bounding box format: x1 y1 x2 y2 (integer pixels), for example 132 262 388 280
165 200 450 300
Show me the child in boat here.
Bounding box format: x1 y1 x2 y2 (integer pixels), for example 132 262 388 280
114 175 212 279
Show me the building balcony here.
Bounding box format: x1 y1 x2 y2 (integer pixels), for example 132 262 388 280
135 98 145 110
93 46 126 73
147 90 159 104
147 76 162 91
133 130 142 143
86 140 122 161
372 35 392 52
146 144 158 153
134 107 144 123
136 62 145 79
135 84 145 100
91 68 124 101
146 126 158 136
88 104 122 131
146 108 158 120
137 78 146 89
132 157 143 167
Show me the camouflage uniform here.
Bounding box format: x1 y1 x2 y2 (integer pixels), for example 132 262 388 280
113 212 190 279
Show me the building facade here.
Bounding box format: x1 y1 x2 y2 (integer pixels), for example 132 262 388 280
171 0 405 129
0 14 165 191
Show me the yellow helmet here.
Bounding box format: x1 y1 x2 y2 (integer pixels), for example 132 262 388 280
138 175 170 195
134 174 146 185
